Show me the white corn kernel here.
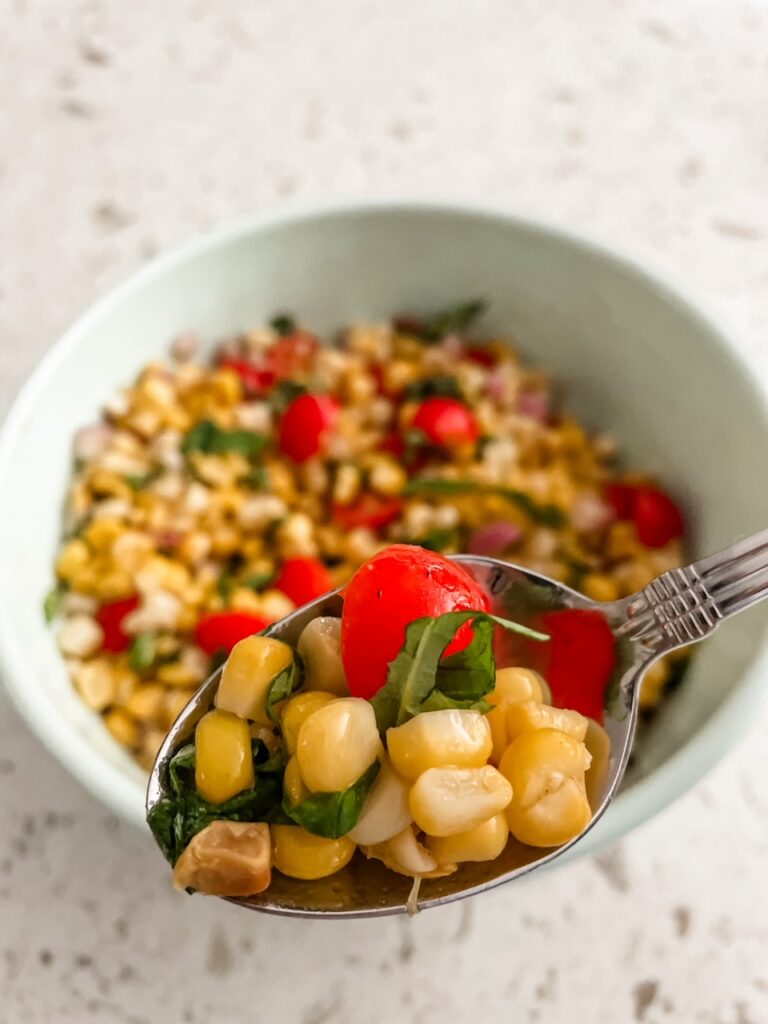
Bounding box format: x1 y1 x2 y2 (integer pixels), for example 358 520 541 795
56 614 104 658
333 464 361 506
427 812 509 865
297 617 348 696
276 512 317 558
296 697 381 793
238 495 288 530
409 765 513 837
347 758 412 845
506 701 588 743
72 659 116 711
386 710 492 781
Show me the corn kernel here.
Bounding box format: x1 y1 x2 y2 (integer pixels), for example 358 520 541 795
195 709 254 804
104 708 140 748
164 688 195 729
410 765 512 837
296 617 348 696
56 539 90 582
499 728 592 847
84 518 124 552
490 666 546 706
281 691 336 754
583 718 612 809
427 812 509 865
582 573 620 603
271 825 355 880
347 758 412 845
72 658 116 711
214 635 294 725
283 755 310 806
386 710 492 781
125 682 166 723
363 826 452 878
506 701 587 743
172 821 271 897
297 698 381 793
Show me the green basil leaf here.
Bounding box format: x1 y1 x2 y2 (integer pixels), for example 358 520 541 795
413 527 461 552
182 419 267 460
495 488 567 528
124 466 163 490
43 583 67 624
270 313 296 337
418 690 493 715
284 760 380 838
402 375 464 403
217 572 235 605
129 633 158 673
421 299 487 342
370 610 548 733
242 571 275 593
269 379 307 415
240 466 269 490
265 654 304 724
434 617 496 701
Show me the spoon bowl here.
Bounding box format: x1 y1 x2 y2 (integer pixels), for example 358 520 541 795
147 533 768 916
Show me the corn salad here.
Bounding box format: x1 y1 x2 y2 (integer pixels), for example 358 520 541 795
48 304 687 771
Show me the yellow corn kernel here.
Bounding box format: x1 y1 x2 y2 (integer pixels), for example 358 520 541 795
138 555 191 597
164 688 195 728
506 701 587 743
296 698 381 793
582 573 620 603
125 682 166 723
210 368 243 405
386 710 492 781
214 635 294 725
271 825 355 880
639 658 671 709
172 821 272 897
88 469 132 500
583 718 612 810
487 706 509 767
296 617 348 696
56 539 90 582
157 660 203 688
140 727 167 770
426 812 509 865
499 728 592 847
72 659 116 711
490 666 546 706
284 755 310 806
195 709 254 804
84 517 124 552
409 765 513 837
281 691 336 754
104 708 140 749
228 588 265 615
347 758 412 845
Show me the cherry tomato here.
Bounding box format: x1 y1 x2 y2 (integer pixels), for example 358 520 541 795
332 494 404 532
341 544 490 700
96 596 139 653
194 611 271 656
536 608 616 724
278 394 339 463
604 483 637 521
218 358 276 397
378 432 405 458
269 331 319 378
411 398 479 447
633 486 684 548
464 346 496 368
275 557 334 607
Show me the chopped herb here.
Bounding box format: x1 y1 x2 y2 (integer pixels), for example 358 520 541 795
129 633 158 673
242 571 274 593
240 466 269 491
217 572 235 605
421 299 487 342
43 583 67 624
402 375 464 403
414 527 461 552
270 313 297 337
284 760 380 839
370 610 548 733
269 379 307 415
265 653 304 724
181 419 267 461
146 740 284 865
124 466 163 490
402 477 566 527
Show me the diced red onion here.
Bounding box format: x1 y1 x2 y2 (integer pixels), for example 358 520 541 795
485 368 507 402
439 333 464 359
468 521 523 557
517 390 550 423
171 331 198 362
73 423 113 461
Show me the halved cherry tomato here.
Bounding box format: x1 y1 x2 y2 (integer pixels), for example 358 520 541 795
218 358 276 397
604 483 637 521
341 544 490 700
633 486 684 548
275 557 334 607
194 611 271 656
411 398 479 447
332 494 404 532
534 608 616 724
278 394 339 463
96 596 139 653
269 331 319 378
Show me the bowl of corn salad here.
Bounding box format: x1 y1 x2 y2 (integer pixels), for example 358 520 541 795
1 202 767 858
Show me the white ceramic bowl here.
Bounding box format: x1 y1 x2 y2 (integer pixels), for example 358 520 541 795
1 201 767 856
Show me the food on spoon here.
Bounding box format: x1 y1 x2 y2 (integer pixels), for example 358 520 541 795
48 303 686 770
147 543 607 904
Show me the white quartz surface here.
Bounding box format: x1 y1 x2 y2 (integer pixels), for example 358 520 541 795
2 2 768 1021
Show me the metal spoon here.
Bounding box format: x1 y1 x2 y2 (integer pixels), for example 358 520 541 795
147 530 768 917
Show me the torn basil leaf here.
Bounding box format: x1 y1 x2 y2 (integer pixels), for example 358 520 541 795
43 583 67 624
181 419 266 461
413 527 461 552
265 654 304 724
284 760 380 839
270 313 296 337
129 633 158 673
146 740 284 865
124 466 163 491
420 299 487 342
370 610 548 733
242 571 275 593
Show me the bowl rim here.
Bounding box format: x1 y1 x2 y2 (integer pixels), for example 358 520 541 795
1 197 767 850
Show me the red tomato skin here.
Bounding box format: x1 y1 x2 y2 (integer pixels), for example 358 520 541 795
341 544 490 700
195 611 271 656
278 394 339 463
604 483 637 521
633 487 684 548
96 597 139 653
411 398 479 447
275 558 334 607
331 494 404 533
465 346 496 368
536 608 616 724
218 358 276 397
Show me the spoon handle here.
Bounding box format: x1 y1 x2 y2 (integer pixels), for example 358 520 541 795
614 527 768 656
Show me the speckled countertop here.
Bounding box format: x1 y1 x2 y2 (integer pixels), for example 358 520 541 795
2 2 768 1021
